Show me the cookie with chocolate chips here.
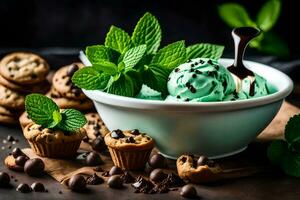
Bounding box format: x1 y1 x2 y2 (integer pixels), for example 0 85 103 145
52 63 86 100
0 105 18 124
84 113 109 142
0 84 25 110
0 52 49 84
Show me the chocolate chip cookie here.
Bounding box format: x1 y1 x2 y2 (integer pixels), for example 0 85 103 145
0 105 18 124
84 113 109 142
52 63 86 100
0 52 50 84
0 84 25 110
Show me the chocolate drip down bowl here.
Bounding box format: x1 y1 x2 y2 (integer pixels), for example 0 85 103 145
81 57 293 159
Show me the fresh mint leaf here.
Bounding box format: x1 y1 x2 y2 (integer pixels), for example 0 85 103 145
267 140 288 165
151 40 186 71
93 60 118 76
86 45 119 64
186 43 224 60
47 110 62 128
57 109 87 132
125 69 143 94
132 12 162 54
25 94 59 127
123 44 147 69
72 67 110 90
218 3 255 27
142 64 169 95
281 151 300 177
256 0 281 31
105 25 133 53
285 114 300 151
107 73 137 97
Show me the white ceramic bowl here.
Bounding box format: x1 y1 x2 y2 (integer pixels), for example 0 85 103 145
82 58 293 159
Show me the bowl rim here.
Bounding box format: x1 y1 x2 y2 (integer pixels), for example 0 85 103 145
82 58 294 112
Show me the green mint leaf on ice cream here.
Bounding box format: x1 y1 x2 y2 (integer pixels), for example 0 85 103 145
123 44 147 69
25 94 86 132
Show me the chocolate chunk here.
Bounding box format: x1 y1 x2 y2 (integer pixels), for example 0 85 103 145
164 173 185 187
131 176 154 194
125 136 135 143
176 95 181 99
130 129 140 135
31 182 46 192
109 166 123 176
152 182 169 193
107 175 123 189
86 152 103 166
191 64 195 67
15 156 29 167
0 172 10 187
7 135 15 142
86 173 104 185
192 74 197 78
24 158 45 177
12 147 25 158
185 82 191 87
68 174 86 192
67 64 79 77
190 86 196 93
148 154 166 169
111 129 125 139
180 185 197 198
149 169 167 183
16 183 32 193
207 59 213 65
199 59 204 64
120 172 135 184
92 136 106 152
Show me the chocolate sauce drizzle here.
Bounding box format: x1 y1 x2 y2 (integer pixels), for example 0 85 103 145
227 27 260 96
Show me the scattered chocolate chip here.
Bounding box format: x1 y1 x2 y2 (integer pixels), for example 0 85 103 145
107 175 123 189
86 173 104 185
109 166 123 176
148 154 166 169
7 135 15 142
125 136 135 143
12 147 25 158
120 172 135 184
149 169 167 184
67 64 79 77
93 166 104 172
16 183 32 193
180 185 197 198
68 174 86 192
111 129 125 139
86 152 103 166
24 158 45 177
92 136 106 152
15 156 29 167
0 172 10 187
131 129 140 135
31 182 46 192
132 176 154 194
59 190 63 194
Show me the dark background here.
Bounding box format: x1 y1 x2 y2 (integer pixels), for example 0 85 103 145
0 0 298 56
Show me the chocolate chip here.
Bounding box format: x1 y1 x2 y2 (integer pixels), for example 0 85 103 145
191 64 195 67
148 154 166 169
15 156 29 167
0 172 10 187
93 123 100 130
175 68 180 72
68 174 86 192
86 152 103 166
111 129 125 139
107 175 123 189
125 136 135 143
31 74 38 79
190 86 196 93
189 69 194 72
31 182 46 192
94 130 100 137
67 64 79 77
195 70 202 74
16 183 32 193
12 147 25 158
59 190 63 194
71 88 81 97
207 59 213 65
120 172 135 184
91 136 106 152
131 176 154 194
86 173 104 185
199 59 204 64
185 82 191 87
168 77 171 81
184 98 190 102
7 135 15 142
24 158 45 177
149 169 167 183
192 74 197 78
131 129 140 135
180 185 197 198
109 166 123 176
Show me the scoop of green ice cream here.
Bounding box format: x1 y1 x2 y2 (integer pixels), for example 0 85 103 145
241 74 269 98
166 58 236 102
136 84 163 100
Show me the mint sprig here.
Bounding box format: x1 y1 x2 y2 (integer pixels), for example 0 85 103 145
105 26 133 54
86 45 119 64
25 94 87 132
123 44 147 69
267 114 300 177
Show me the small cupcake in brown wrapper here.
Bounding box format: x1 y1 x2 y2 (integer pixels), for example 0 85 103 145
24 123 86 158
104 129 155 170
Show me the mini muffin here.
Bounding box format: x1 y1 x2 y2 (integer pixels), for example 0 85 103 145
24 123 86 158
104 129 155 170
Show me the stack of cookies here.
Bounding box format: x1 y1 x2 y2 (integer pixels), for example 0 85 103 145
47 63 93 111
0 52 50 124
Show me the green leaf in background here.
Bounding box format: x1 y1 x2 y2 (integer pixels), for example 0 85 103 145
285 114 300 151
57 109 87 132
107 73 137 97
25 94 59 127
123 44 147 69
132 12 162 54
218 3 255 27
72 67 110 90
281 151 300 177
256 0 281 31
142 64 169 95
186 43 224 60
86 45 119 64
267 140 288 165
105 26 133 53
93 60 118 76
151 40 186 71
